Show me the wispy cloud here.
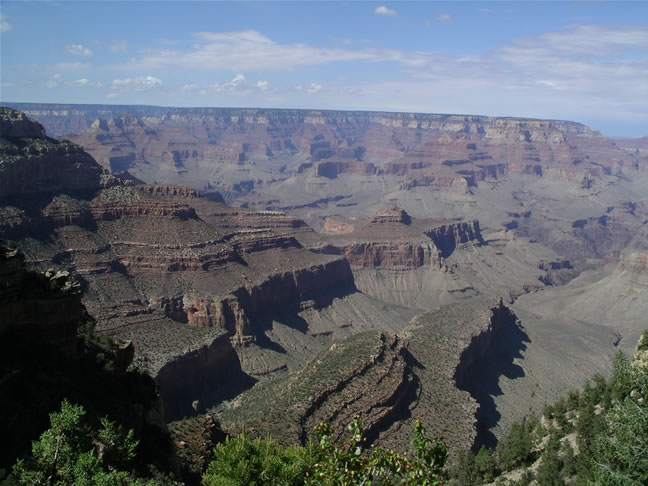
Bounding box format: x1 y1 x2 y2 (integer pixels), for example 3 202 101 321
438 14 453 24
499 24 648 59
120 29 435 72
182 75 273 96
211 73 246 91
65 44 92 57
95 24 648 130
0 13 12 33
108 75 162 97
109 40 129 53
307 82 322 94
72 78 104 88
46 73 61 89
374 6 397 17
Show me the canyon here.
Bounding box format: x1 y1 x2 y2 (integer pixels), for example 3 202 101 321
2 103 648 458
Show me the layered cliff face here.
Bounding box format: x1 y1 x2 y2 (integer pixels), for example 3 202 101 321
10 104 644 276
0 240 173 475
318 222 483 269
0 241 84 356
218 298 522 453
218 331 414 445
156 257 355 339
4 104 648 463
0 109 367 423
312 209 506 309
8 104 635 207
0 107 104 198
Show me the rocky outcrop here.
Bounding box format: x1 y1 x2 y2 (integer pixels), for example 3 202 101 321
323 242 439 269
0 240 173 475
158 257 356 339
156 332 252 420
537 259 577 286
217 298 524 453
314 160 376 178
0 241 84 356
316 214 483 270
217 331 415 445
453 300 528 448
0 107 103 198
0 107 47 138
381 298 529 452
0 185 199 237
424 220 484 258
138 184 201 199
368 207 411 225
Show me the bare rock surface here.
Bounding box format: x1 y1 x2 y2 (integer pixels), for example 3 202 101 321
3 105 648 451
0 107 103 198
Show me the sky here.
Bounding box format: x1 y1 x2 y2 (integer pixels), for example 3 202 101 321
1 1 647 137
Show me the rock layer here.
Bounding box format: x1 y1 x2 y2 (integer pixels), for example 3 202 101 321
0 107 103 198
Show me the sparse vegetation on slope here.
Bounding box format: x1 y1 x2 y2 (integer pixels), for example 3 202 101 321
448 330 648 485
0 241 177 483
9 400 171 486
203 417 447 486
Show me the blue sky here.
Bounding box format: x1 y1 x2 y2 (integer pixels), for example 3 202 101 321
1 1 647 137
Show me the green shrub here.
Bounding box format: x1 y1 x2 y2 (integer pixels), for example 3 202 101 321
203 418 447 486
10 400 166 486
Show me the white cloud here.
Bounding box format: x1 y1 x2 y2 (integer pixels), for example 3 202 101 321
183 76 273 96
72 78 104 88
46 73 61 88
109 40 129 52
307 82 322 94
65 44 93 56
210 73 247 91
375 6 397 17
0 14 12 33
438 14 453 24
112 25 647 132
499 24 648 60
108 75 162 97
121 29 431 72
55 62 92 72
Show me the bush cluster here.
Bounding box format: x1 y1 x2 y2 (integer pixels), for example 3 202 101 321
449 333 648 485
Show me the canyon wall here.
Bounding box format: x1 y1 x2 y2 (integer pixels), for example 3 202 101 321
0 107 104 198
7 103 638 198
157 257 356 340
156 332 250 420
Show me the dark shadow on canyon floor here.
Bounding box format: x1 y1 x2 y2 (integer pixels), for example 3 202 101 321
455 309 531 449
157 339 257 422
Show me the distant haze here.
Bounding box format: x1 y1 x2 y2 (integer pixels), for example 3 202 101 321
1 1 647 137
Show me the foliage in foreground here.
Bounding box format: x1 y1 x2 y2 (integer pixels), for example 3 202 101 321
4 400 170 486
202 417 448 486
449 330 648 485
